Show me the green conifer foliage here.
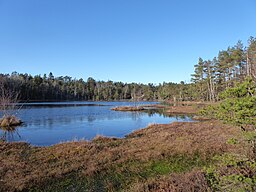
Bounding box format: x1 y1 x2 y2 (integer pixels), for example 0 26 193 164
217 78 256 127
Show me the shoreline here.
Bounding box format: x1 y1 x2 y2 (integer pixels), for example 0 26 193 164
0 117 243 191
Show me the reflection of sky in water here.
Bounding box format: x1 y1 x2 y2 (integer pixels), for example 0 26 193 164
0 101 193 146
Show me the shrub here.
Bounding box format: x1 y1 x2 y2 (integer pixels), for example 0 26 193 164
200 78 256 128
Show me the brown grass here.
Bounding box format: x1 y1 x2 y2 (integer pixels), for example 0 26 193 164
166 101 218 106
111 103 203 114
130 169 210 192
165 105 199 114
111 106 145 111
0 120 243 191
0 115 22 128
192 116 213 121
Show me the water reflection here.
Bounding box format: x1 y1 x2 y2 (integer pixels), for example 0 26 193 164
17 103 108 108
20 108 151 127
0 126 21 142
0 102 193 146
145 109 192 120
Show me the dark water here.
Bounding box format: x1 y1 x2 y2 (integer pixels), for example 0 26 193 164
0 101 192 146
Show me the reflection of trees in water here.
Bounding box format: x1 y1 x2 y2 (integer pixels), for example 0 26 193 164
131 111 143 121
22 111 148 127
19 104 107 109
87 115 97 123
145 109 169 117
146 109 164 117
16 107 192 128
145 109 192 120
0 126 21 142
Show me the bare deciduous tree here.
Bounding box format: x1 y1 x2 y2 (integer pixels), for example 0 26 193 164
0 77 22 127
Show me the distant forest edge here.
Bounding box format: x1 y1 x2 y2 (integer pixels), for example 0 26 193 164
1 36 256 102
0 72 182 102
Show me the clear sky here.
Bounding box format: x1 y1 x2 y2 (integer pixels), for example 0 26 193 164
0 0 255 84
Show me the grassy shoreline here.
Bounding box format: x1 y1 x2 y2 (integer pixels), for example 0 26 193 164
0 113 244 191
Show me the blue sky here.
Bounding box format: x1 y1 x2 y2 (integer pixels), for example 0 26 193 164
0 0 255 84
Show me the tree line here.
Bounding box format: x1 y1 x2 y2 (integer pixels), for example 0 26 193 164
191 36 256 102
0 72 192 102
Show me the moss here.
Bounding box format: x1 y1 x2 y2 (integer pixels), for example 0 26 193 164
226 137 239 145
0 120 242 191
28 154 210 192
28 173 88 192
204 153 256 191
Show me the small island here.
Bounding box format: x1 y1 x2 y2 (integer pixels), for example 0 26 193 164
0 115 22 128
111 106 145 111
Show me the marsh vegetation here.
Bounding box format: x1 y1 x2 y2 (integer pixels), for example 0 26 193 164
0 77 22 130
0 119 243 191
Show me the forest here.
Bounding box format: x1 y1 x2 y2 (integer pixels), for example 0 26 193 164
0 71 189 102
191 36 256 102
1 36 255 103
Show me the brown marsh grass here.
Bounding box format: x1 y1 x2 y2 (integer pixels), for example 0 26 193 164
0 115 22 128
111 106 145 111
0 120 243 191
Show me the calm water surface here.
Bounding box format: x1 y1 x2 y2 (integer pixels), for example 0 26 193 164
0 101 192 146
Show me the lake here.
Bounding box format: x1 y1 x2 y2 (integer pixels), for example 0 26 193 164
0 101 192 146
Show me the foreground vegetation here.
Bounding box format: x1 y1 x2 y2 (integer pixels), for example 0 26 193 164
198 78 256 191
0 119 244 191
